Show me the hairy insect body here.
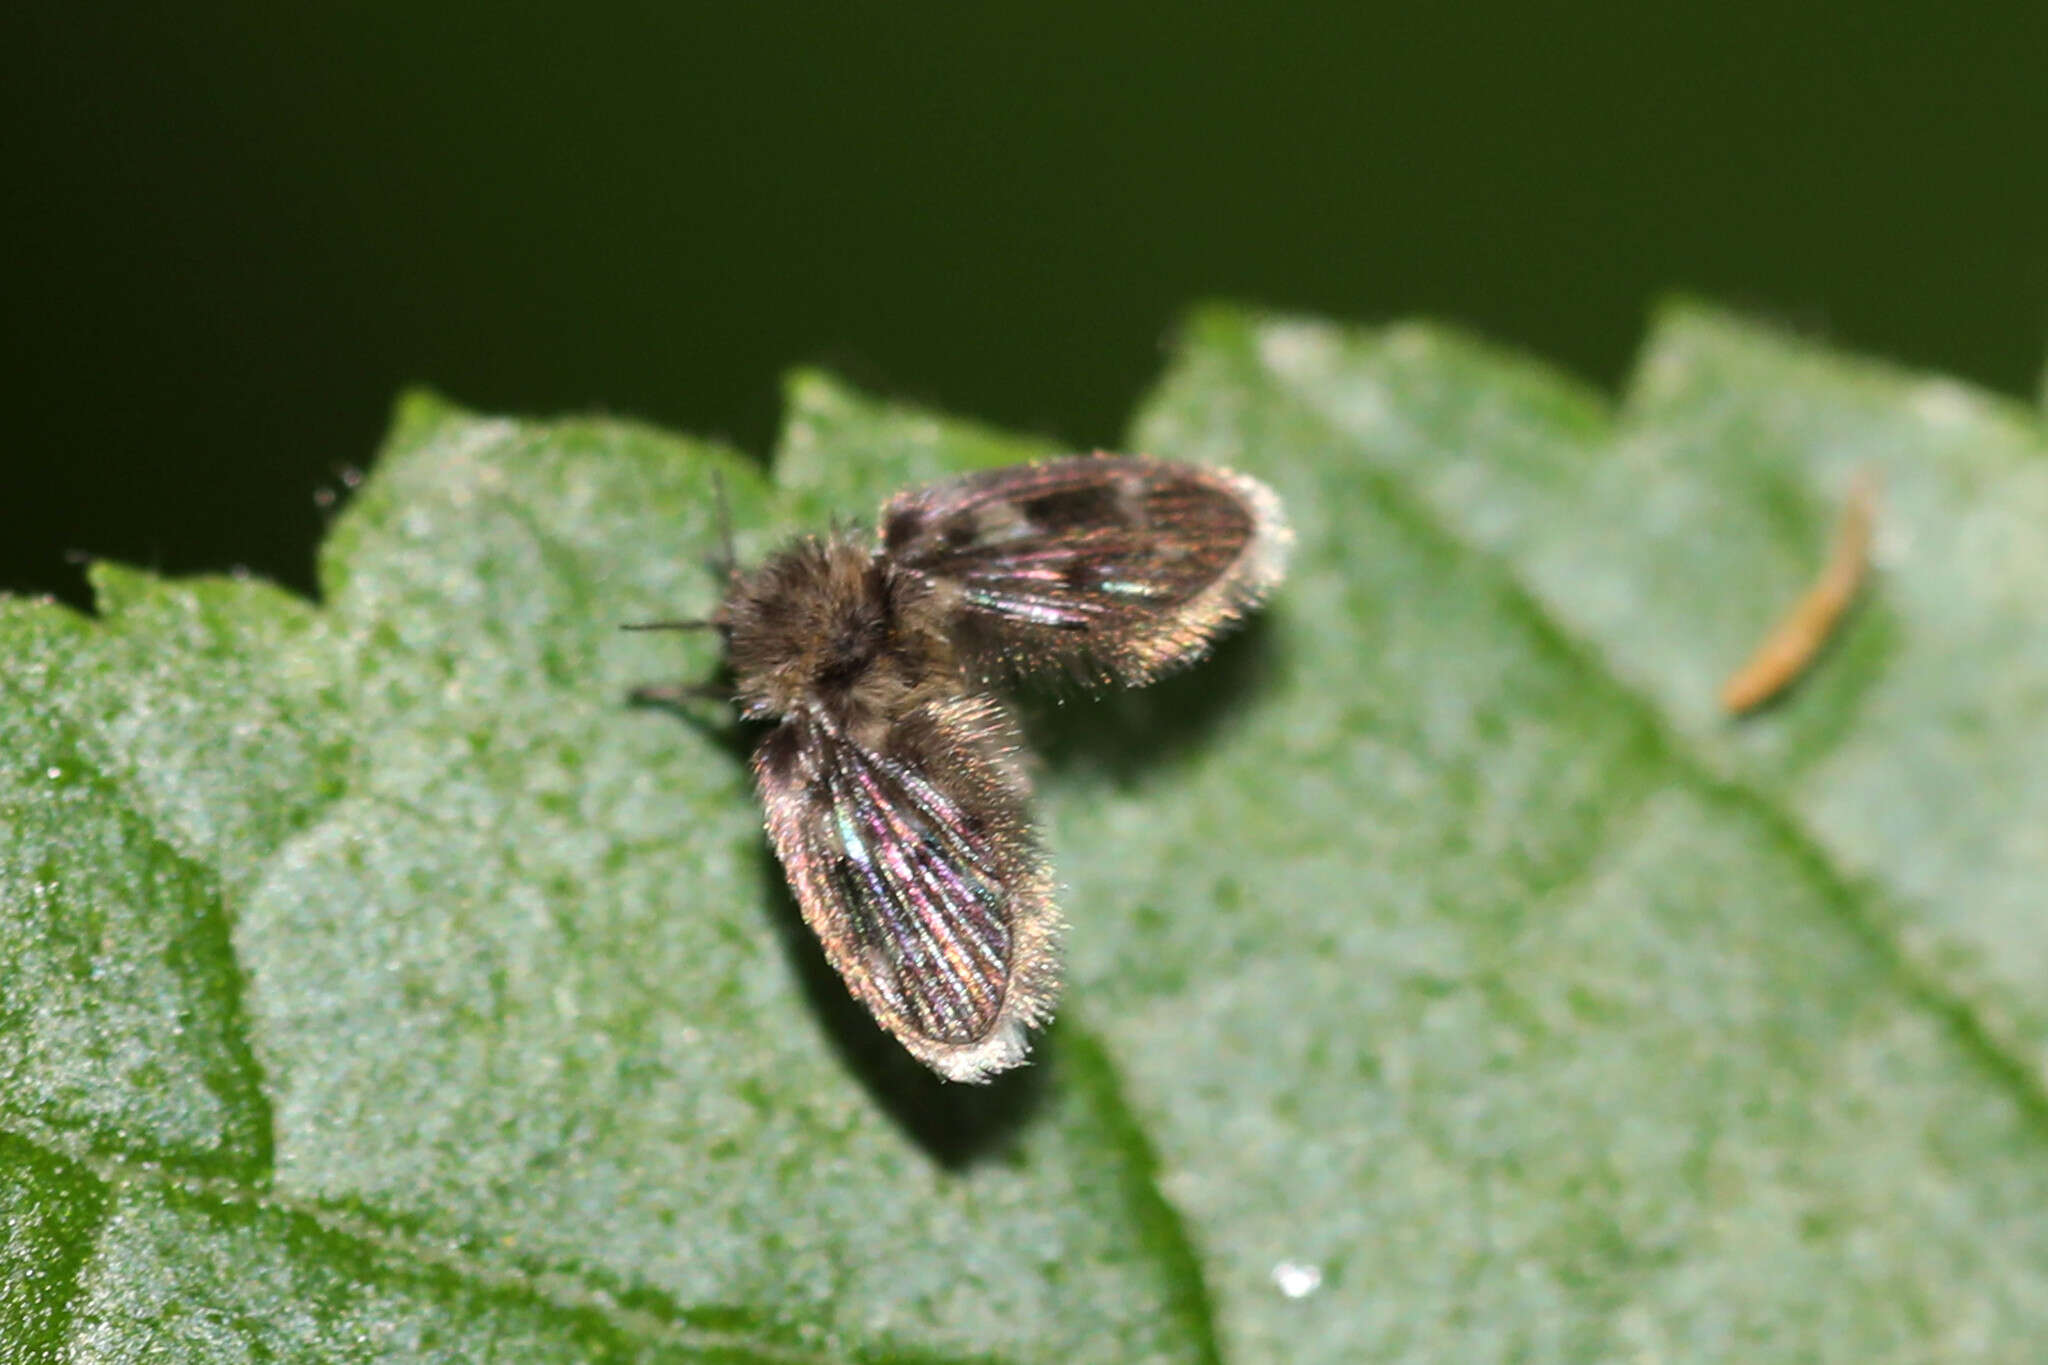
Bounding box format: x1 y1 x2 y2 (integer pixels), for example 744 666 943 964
723 533 1055 1079
644 455 1289 1082
723 538 952 741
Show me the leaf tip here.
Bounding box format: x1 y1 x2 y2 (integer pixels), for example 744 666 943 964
780 367 860 418
1644 290 1727 332
386 387 477 453
85 559 154 619
1159 302 1274 374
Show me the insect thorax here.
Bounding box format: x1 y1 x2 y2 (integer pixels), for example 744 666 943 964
722 534 956 730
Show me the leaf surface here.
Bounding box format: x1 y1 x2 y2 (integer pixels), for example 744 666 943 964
3 307 2045 1361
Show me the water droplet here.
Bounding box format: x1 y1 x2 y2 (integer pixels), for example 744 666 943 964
1272 1260 1323 1299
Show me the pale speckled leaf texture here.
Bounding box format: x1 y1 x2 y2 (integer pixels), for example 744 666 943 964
3 302 2046 1363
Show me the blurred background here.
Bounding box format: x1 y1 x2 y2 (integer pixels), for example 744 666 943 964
4 4 2044 608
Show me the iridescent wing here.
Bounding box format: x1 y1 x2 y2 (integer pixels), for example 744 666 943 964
752 692 1059 1082
879 454 1290 684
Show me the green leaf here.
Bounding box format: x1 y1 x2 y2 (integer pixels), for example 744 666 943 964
4 306 2047 1361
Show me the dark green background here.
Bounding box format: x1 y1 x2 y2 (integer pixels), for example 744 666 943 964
4 4 2044 607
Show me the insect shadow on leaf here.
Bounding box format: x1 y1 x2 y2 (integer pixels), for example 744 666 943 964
752 837 1051 1166
1020 610 1283 785
629 650 1051 1164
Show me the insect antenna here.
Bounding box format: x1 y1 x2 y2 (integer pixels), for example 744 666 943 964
620 618 717 632
627 680 732 708
622 468 743 636
707 468 738 582
621 619 728 708
622 472 738 698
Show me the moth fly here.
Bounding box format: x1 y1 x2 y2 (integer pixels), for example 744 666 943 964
632 454 1290 1081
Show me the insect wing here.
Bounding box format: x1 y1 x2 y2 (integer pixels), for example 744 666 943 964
752 695 1059 1081
880 455 1289 684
